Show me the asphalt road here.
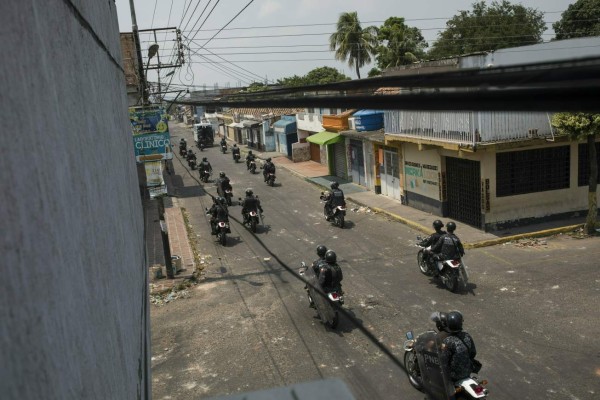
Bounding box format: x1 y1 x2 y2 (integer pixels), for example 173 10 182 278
150 124 600 400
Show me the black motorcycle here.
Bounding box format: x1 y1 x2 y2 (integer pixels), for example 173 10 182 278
199 169 211 183
415 236 469 293
243 209 261 233
233 152 240 163
187 156 197 170
320 192 346 228
220 142 227 154
179 145 187 157
248 160 257 174
299 262 343 329
403 313 488 399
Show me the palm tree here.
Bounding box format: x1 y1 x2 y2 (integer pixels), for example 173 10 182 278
329 12 378 79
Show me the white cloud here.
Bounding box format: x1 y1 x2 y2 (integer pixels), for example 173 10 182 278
258 0 283 18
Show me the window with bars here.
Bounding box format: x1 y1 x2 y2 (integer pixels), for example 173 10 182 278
496 146 570 197
578 142 600 186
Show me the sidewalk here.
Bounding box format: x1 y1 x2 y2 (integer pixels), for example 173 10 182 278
225 136 583 248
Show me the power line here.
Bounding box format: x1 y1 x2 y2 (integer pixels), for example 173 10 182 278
187 0 221 43
181 0 206 33
150 0 158 29
198 0 255 49
178 0 194 30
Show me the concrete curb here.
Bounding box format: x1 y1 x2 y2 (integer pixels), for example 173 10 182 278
464 224 584 249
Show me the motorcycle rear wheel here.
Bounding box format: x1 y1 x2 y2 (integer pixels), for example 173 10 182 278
445 270 459 292
335 214 344 228
218 232 227 246
404 351 424 391
250 219 257 233
326 312 339 329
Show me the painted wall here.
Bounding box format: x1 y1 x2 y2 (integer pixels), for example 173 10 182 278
296 112 324 132
403 146 442 201
0 1 149 399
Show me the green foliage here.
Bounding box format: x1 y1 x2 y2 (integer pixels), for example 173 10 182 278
428 1 545 59
329 11 378 78
277 67 350 87
367 67 381 77
276 75 306 87
242 82 269 92
553 0 600 39
551 113 600 138
375 17 428 69
304 66 350 85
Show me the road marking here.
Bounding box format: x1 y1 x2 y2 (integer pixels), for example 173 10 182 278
480 249 514 266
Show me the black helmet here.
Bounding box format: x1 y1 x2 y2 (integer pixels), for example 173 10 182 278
188 149 193 153
219 171 225 178
446 221 457 232
316 245 328 258
248 150 253 154
202 157 207 162
446 311 463 333
245 188 253 196
432 220 444 231
330 181 339 189
266 157 272 162
233 144 237 147
324 250 337 264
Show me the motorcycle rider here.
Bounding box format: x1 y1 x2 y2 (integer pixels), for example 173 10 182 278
206 197 229 235
179 138 187 154
199 157 212 180
220 137 227 151
429 221 465 276
262 157 276 182
231 143 240 160
441 311 477 382
312 245 328 273
421 220 446 270
246 150 256 170
318 250 344 298
321 181 346 221
240 188 263 223
186 148 196 161
216 171 232 199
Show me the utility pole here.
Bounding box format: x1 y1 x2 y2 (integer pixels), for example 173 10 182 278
129 0 147 105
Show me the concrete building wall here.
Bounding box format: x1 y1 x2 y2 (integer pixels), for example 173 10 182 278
0 1 149 399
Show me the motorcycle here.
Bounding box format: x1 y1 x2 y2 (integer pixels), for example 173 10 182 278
243 210 261 233
179 145 187 157
248 160 257 174
403 327 488 399
232 152 241 163
224 189 233 206
220 142 227 154
266 172 276 187
198 141 205 152
320 192 346 228
187 156 197 170
299 262 342 329
215 220 230 246
200 169 211 183
416 236 469 293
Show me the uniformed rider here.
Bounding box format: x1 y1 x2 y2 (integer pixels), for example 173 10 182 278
216 171 232 198
318 250 344 298
245 151 256 170
206 197 229 235
441 311 478 382
322 181 346 220
240 189 263 223
429 221 465 275
262 157 276 182
199 157 212 179
232 143 240 160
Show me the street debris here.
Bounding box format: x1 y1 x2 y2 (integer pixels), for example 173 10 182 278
150 281 195 306
352 206 373 214
509 238 548 247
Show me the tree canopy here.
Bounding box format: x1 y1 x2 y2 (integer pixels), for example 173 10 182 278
329 12 378 79
553 0 600 39
277 67 350 87
375 17 428 69
428 0 546 59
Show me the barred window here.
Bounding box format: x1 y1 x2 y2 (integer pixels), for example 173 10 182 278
496 146 570 197
577 142 600 186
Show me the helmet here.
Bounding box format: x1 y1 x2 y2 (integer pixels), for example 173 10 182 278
266 157 272 162
245 189 253 197
446 311 463 333
233 144 237 147
316 245 328 258
219 171 225 178
324 250 337 264
432 220 444 231
188 149 193 153
330 181 339 189
202 157 207 162
446 221 457 232
248 150 253 154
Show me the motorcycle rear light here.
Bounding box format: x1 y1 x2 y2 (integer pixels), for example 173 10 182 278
472 384 485 395
330 293 338 299
451 260 460 266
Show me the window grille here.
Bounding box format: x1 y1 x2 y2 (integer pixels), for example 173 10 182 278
496 146 570 197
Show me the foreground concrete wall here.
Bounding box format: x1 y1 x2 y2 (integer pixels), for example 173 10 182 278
0 1 149 399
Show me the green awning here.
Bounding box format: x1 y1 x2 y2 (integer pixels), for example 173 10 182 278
306 131 344 145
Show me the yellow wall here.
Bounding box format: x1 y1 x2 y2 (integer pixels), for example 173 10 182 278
404 144 443 201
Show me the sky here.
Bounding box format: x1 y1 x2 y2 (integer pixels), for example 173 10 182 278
115 0 575 96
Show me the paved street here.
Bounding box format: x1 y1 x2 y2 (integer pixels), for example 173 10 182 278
150 124 600 400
